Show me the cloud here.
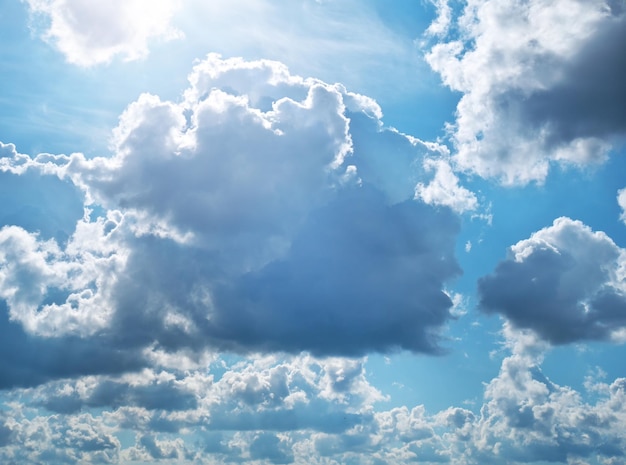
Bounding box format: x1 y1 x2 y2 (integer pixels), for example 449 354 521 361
4 340 626 464
425 0 626 184
1 54 458 357
618 187 626 224
0 55 464 400
249 432 294 464
212 187 460 355
174 0 426 96
415 158 478 213
0 303 145 389
25 0 182 66
478 217 626 344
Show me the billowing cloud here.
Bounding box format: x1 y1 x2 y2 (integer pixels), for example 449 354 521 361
463 325 626 464
478 217 626 344
0 55 461 370
415 158 478 213
426 0 626 184
25 0 182 66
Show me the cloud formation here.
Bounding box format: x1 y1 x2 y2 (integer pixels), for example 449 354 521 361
415 158 478 213
619 187 626 224
0 55 463 365
3 335 626 464
25 0 182 66
426 0 626 184
479 217 626 344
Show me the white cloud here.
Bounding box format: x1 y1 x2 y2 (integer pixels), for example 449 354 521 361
479 217 626 344
25 0 182 66
425 0 626 184
415 158 478 213
4 338 626 464
0 208 127 337
618 187 626 224
174 0 425 97
0 55 463 378
53 54 461 356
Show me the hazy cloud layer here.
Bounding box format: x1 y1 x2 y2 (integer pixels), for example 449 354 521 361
426 0 626 184
479 217 626 344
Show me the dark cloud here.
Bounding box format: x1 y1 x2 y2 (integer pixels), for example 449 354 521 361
0 303 144 390
211 185 460 356
478 218 626 344
0 420 12 447
29 54 462 358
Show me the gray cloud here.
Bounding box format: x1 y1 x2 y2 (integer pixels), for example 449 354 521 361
250 433 294 464
211 185 460 355
0 303 144 389
479 217 626 344
521 10 626 142
36 55 460 358
39 378 197 414
426 0 626 184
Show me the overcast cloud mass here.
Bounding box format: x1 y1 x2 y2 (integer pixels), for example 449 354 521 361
1 1 626 464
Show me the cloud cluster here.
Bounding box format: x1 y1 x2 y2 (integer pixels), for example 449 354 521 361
426 0 626 184
25 0 182 66
3 332 626 465
0 55 465 376
479 217 626 344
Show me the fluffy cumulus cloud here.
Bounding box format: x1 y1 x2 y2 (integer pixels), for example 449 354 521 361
25 0 182 66
0 54 466 380
425 0 626 184
479 217 626 344
415 158 478 213
466 325 626 465
3 328 626 464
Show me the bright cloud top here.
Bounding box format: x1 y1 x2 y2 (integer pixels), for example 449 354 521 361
426 0 626 184
25 0 182 66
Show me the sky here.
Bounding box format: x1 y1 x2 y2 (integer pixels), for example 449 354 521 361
0 0 626 464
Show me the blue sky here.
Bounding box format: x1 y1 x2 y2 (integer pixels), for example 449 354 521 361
1 1 626 464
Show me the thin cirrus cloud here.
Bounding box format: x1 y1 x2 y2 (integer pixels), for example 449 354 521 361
425 0 626 185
